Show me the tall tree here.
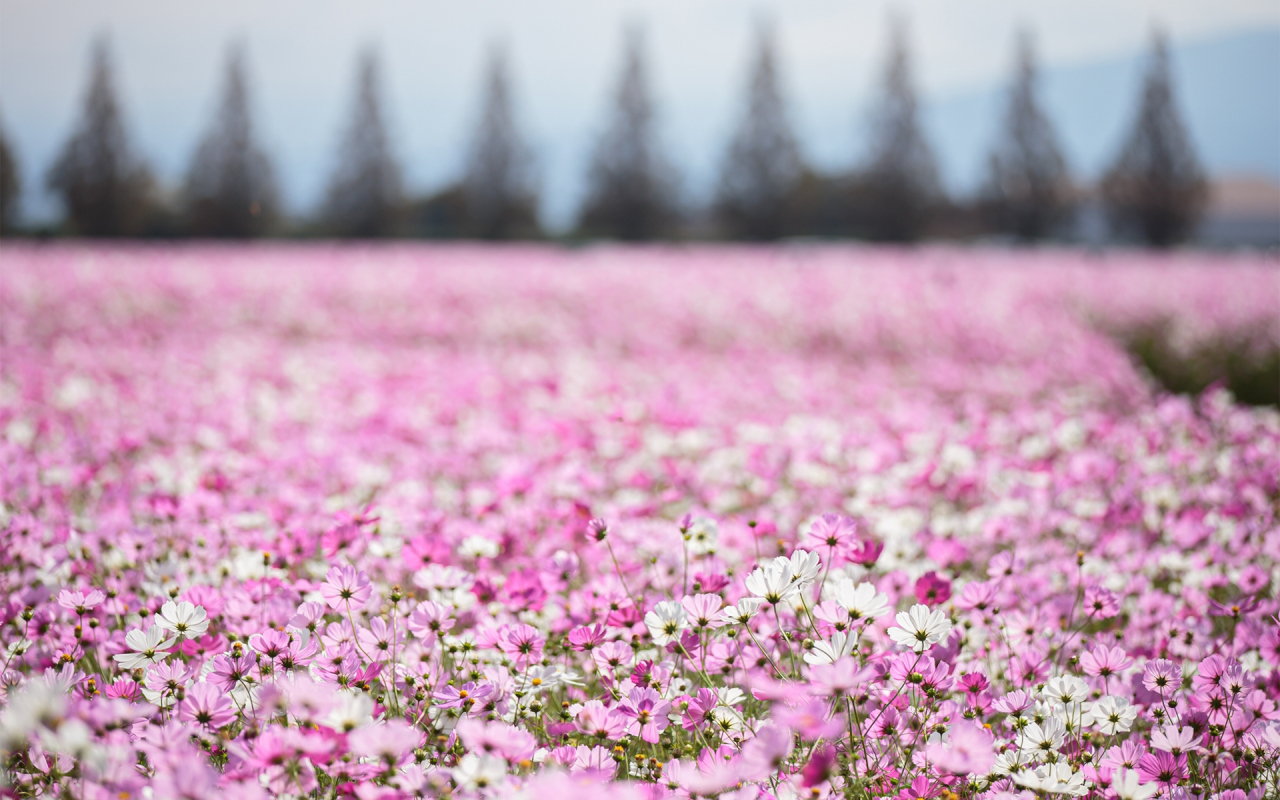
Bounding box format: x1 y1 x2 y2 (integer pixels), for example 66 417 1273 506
0 111 19 234
860 17 939 242
46 39 153 237
715 24 803 241
1101 29 1207 247
983 30 1071 241
463 45 540 239
577 28 678 240
186 45 279 237
324 48 402 237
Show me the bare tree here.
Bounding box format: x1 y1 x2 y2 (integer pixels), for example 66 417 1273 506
1101 29 1207 247
715 24 804 240
46 38 153 237
982 30 1072 241
463 45 540 240
187 45 279 237
0 111 19 234
324 48 403 237
577 27 679 240
860 17 939 242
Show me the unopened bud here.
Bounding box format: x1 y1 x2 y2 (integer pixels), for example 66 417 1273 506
587 518 609 542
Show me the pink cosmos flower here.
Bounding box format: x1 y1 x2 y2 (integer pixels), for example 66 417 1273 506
435 681 495 713
406 600 454 643
497 623 545 667
1142 659 1181 696
926 720 996 775
1080 644 1133 681
681 593 724 629
809 658 871 694
574 700 630 740
567 624 606 652
1136 751 1188 790
349 720 422 765
805 513 858 553
1083 584 1120 619
57 588 105 615
180 681 236 730
772 698 844 740
615 686 671 743
320 564 373 610
739 724 793 781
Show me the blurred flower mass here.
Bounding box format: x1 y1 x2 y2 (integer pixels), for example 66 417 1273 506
1 1 1279 798
1 247 1279 797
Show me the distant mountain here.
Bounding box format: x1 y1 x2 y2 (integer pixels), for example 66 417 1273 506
925 27 1280 196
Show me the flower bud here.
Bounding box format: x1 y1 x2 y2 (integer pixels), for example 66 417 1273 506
587 518 608 541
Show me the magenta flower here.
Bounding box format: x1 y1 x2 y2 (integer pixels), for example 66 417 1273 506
914 571 952 605
320 564 373 610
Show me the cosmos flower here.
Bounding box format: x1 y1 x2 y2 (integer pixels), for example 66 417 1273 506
112 626 177 671
644 600 689 646
154 600 209 639
887 604 953 652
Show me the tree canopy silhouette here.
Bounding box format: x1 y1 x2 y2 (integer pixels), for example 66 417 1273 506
860 18 939 242
983 30 1072 241
0 111 19 234
323 48 403 238
46 39 153 237
715 24 804 241
186 45 279 237
463 46 540 240
1101 29 1208 247
577 28 678 240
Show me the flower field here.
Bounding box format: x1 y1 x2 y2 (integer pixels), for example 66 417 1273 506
1 244 1278 800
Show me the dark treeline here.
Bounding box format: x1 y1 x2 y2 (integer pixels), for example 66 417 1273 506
0 24 1209 246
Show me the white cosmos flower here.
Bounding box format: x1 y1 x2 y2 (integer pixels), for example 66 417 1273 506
1112 769 1158 800
517 665 583 693
745 561 799 605
887 604 952 652
326 690 375 732
1012 762 1089 796
716 598 762 626
804 632 858 665
1020 717 1066 760
644 600 689 646
707 705 745 735
454 752 508 791
1043 675 1090 706
112 626 178 671
685 517 719 556
784 550 822 589
1087 695 1137 735
831 580 890 621
154 601 209 639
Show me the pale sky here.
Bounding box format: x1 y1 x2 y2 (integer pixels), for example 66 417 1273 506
2 0 1277 228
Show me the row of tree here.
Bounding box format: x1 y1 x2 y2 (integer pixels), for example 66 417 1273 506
0 23 1208 246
